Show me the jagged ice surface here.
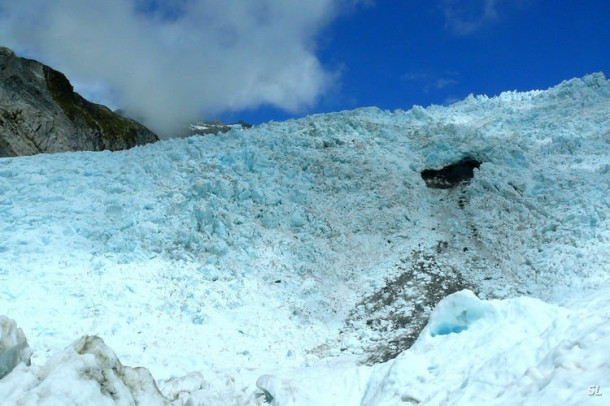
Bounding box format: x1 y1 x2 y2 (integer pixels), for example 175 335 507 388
0 73 608 404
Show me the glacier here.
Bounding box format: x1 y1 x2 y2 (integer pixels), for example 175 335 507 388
0 73 609 405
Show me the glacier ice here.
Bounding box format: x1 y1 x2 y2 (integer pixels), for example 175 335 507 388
425 289 492 336
0 73 609 404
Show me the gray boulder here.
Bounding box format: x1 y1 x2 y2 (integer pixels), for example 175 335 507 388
0 46 158 156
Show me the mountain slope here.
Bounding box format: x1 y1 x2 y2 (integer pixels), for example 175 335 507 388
0 46 158 156
0 73 608 404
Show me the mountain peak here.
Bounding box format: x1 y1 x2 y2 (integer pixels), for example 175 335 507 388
0 46 158 156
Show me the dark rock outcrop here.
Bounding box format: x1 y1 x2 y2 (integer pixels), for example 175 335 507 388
0 46 158 157
421 157 481 189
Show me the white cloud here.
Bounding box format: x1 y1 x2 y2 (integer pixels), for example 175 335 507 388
442 0 534 36
434 78 458 90
0 0 360 136
442 0 500 36
402 71 459 93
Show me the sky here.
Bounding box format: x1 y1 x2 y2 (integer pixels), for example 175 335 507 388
0 0 609 136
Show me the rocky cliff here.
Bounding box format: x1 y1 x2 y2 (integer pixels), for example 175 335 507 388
0 46 158 157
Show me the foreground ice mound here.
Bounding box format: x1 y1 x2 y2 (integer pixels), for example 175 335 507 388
0 316 31 379
257 287 610 405
1 285 609 404
0 333 167 405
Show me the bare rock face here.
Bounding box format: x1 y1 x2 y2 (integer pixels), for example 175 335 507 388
421 157 481 189
0 46 158 156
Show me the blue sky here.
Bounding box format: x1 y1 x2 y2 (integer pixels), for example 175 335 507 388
226 0 610 125
1 0 608 134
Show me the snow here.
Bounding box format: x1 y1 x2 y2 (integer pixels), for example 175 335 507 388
0 73 609 404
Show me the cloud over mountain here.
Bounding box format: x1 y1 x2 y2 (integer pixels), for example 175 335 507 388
0 0 359 136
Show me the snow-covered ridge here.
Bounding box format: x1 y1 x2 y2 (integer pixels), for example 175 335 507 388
0 73 608 404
